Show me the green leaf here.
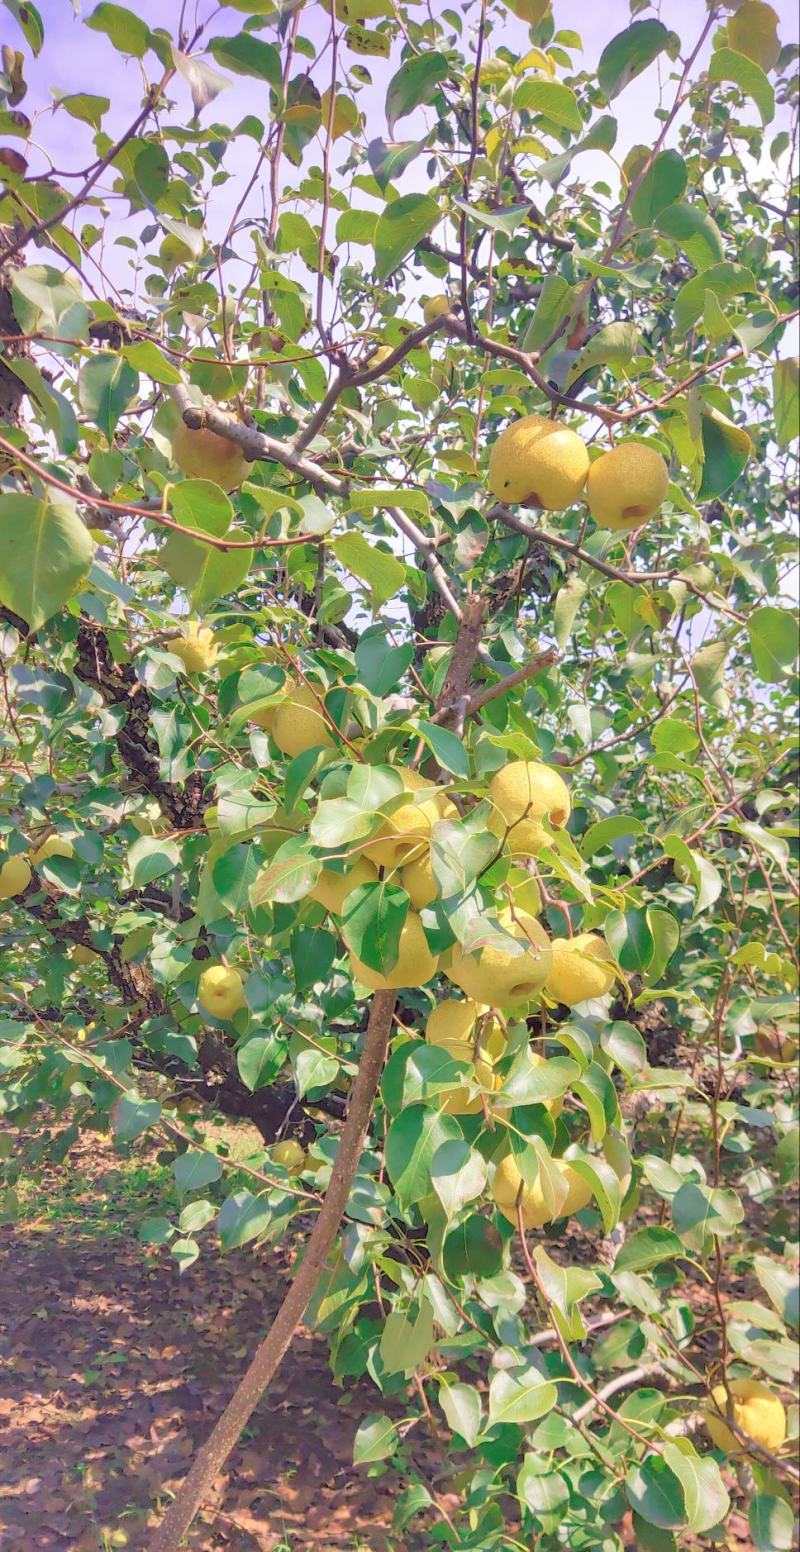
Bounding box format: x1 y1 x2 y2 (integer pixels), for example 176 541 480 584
237 1034 284 1093
439 1382 483 1447
172 1150 223 1191
626 1456 687 1531
646 908 681 983
520 275 575 352
581 816 647 859
601 1022 647 1077
748 606 798 682
4 0 44 54
750 1494 796 1552
554 575 587 645
772 357 799 447
662 1443 729 1535
605 907 654 974
614 1226 684 1274
413 720 469 778
251 838 321 907
382 1043 469 1114
517 1462 570 1534
86 2 151 57
111 1092 162 1143
208 33 281 84
374 192 440 281
488 1366 558 1426
56 92 110 129
513 78 582 131
753 1255 800 1330
598 20 673 100
0 493 95 630
671 1182 744 1250
698 408 752 499
384 1104 462 1210
217 1189 272 1250
565 321 639 386
123 339 182 385
353 1413 398 1464
656 204 725 271
690 639 730 713
212 843 259 915
341 880 408 974
333 530 406 609
708 46 774 125
386 52 449 136
379 1297 434 1377
630 150 687 226
160 524 253 610
674 262 757 333
367 136 426 192
355 632 414 695
77 351 138 439
128 835 179 887
430 1138 487 1219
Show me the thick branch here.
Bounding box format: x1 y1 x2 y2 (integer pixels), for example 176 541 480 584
147 988 397 1552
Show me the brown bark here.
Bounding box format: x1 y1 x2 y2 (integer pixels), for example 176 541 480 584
147 988 396 1552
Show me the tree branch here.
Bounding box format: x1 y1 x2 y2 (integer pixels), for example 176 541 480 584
147 988 397 1552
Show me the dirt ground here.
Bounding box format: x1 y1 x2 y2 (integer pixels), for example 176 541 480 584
0 1133 423 1552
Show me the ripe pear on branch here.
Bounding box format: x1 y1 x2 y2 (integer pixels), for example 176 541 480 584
0 853 31 898
198 964 246 1020
348 911 439 990
488 759 571 858
487 414 589 509
585 442 669 531
491 1152 592 1229
446 909 552 1006
170 622 219 674
171 421 249 490
704 1378 787 1455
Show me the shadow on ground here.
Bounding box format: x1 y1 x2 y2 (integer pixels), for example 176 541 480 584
0 1138 414 1551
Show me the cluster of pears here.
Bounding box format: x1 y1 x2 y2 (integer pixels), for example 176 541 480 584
197 759 617 1016
0 832 76 900
487 414 669 532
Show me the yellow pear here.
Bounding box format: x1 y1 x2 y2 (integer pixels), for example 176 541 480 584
402 851 437 908
371 770 455 870
492 1153 592 1229
30 835 75 867
271 1139 306 1174
423 294 454 324
349 911 438 990
70 944 100 966
320 87 360 139
585 443 669 531
546 933 616 1005
728 2 781 71
170 621 218 674
171 421 249 491
310 857 377 915
0 853 31 899
426 1000 507 1116
270 679 336 759
198 963 246 1020
704 1378 786 1455
446 909 552 1007
426 998 507 1059
487 413 589 509
488 760 571 857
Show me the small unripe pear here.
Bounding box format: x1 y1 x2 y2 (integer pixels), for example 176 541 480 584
423 294 453 324
272 1139 306 1174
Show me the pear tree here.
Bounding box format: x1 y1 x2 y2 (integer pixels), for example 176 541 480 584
0 2 798 1549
